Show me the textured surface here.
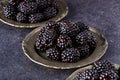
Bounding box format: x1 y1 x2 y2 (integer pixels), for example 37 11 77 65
0 0 120 80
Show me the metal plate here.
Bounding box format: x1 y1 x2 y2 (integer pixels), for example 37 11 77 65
66 64 120 80
0 0 68 28
22 27 108 69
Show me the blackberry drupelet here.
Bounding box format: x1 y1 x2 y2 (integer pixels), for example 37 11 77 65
43 7 58 19
59 21 80 37
57 35 72 50
36 0 51 9
73 21 88 32
18 1 38 14
3 4 16 20
35 28 57 51
9 0 23 6
29 13 44 23
77 44 90 58
46 46 61 61
61 48 80 62
16 12 28 22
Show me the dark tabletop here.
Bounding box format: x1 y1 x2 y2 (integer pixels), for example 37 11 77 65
0 0 120 80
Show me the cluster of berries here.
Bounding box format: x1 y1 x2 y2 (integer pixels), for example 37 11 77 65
35 21 97 62
3 0 58 23
75 60 119 80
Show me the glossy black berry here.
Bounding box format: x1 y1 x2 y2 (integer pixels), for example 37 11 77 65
57 35 72 50
73 21 88 32
29 13 44 23
36 0 52 9
77 44 90 58
16 12 28 22
61 48 80 62
59 21 80 37
43 7 58 19
46 46 61 61
9 0 23 6
35 28 57 51
3 4 16 20
18 1 38 14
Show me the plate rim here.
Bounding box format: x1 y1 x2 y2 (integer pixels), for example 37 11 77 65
22 27 108 69
0 0 68 28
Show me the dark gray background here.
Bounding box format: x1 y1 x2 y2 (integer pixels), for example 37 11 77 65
0 0 120 80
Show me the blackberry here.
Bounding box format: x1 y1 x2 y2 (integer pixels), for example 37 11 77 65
45 21 60 32
43 7 58 19
57 35 72 50
36 0 51 9
18 1 38 14
99 70 119 80
46 46 61 61
59 21 80 37
35 28 56 51
75 69 98 80
29 13 44 23
77 44 90 58
88 35 97 50
61 48 80 62
76 30 96 46
9 0 23 6
50 0 57 8
3 4 16 20
16 12 28 23
73 21 88 32
92 60 115 74
76 30 89 45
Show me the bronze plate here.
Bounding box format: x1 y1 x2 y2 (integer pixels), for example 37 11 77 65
0 0 68 28
22 27 108 69
66 64 120 80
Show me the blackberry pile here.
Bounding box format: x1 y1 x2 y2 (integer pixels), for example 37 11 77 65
75 60 119 80
3 0 58 23
35 21 97 62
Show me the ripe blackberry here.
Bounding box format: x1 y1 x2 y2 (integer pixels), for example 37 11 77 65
99 70 119 80
35 28 57 51
43 7 58 19
88 35 97 50
18 1 38 14
73 21 88 32
76 30 96 46
16 12 28 23
45 21 60 32
9 0 23 6
36 0 51 9
57 35 72 50
59 21 80 37
76 30 89 45
75 69 98 80
77 44 90 58
92 60 115 74
61 48 80 62
3 4 16 20
46 46 61 61
29 13 44 23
